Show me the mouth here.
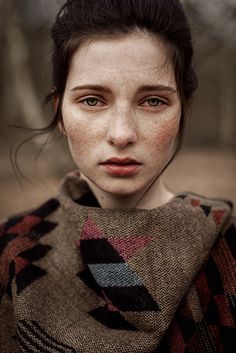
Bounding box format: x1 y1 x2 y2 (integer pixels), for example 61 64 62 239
101 157 141 165
100 158 142 177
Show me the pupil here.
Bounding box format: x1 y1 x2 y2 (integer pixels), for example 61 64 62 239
149 98 159 106
88 98 97 106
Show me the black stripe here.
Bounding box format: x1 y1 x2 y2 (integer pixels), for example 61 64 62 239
80 239 124 264
20 321 64 353
31 321 77 353
30 199 60 218
30 221 58 238
205 256 224 296
20 320 77 353
19 244 52 262
16 265 47 295
17 334 35 353
0 233 17 255
3 215 25 232
17 324 49 353
225 223 236 259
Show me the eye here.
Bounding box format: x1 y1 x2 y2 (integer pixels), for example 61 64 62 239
145 97 164 107
139 96 168 109
81 97 102 106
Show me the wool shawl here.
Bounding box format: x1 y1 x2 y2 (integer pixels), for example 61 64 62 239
0 171 236 353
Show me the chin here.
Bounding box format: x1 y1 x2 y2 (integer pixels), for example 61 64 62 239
99 179 147 196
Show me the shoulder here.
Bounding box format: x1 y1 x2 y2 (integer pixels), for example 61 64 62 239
189 190 236 258
204 213 236 272
209 215 236 278
0 198 60 298
1 198 60 233
157 215 236 352
193 213 236 309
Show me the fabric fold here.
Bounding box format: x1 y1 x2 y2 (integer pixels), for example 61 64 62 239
59 172 232 334
0 171 234 353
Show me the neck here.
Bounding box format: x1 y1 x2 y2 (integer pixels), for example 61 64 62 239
81 175 174 210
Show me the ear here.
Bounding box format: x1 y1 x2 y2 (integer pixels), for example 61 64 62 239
58 120 66 136
53 95 59 112
53 95 67 136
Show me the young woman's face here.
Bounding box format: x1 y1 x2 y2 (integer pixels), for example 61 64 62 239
62 31 181 197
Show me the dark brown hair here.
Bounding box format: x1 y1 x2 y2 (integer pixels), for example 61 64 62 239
47 0 197 144
14 0 198 177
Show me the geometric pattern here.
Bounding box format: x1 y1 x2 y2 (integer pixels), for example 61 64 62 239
155 217 236 353
177 194 229 228
77 268 138 331
17 320 77 353
90 306 138 331
77 215 160 330
0 199 59 299
1 189 235 350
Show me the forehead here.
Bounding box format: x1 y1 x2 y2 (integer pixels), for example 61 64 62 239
67 31 176 88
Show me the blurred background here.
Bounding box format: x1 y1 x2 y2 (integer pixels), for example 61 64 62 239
0 0 236 219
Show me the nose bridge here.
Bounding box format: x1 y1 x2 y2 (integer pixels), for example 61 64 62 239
114 104 134 126
106 103 138 146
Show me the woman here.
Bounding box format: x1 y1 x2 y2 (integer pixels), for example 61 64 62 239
0 0 235 352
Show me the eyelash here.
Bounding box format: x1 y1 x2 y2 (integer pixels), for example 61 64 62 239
77 96 168 108
141 97 166 107
79 97 104 107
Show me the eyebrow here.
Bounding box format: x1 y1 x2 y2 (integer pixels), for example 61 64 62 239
71 85 111 93
136 85 176 94
70 84 176 94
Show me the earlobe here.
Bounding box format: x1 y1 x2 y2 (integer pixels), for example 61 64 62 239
58 120 67 136
53 94 66 136
53 95 59 112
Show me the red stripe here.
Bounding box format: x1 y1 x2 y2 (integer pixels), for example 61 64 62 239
7 215 41 234
191 198 201 207
169 321 186 353
212 239 236 294
0 235 36 289
14 256 30 274
212 210 226 226
179 297 193 318
194 269 211 313
214 295 235 328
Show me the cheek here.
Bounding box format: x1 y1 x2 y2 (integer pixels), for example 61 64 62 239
63 121 89 165
63 114 91 151
147 117 180 154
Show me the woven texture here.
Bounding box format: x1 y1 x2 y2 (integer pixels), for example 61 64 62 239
0 171 235 353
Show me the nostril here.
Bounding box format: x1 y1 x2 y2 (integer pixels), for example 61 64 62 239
108 137 136 147
106 125 138 147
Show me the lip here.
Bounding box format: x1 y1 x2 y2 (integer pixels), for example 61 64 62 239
101 157 141 165
100 157 142 177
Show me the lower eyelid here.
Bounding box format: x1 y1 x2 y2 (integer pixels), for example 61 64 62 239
79 98 104 105
140 100 165 107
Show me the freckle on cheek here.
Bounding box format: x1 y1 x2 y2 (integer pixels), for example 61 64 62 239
69 131 94 159
154 122 179 150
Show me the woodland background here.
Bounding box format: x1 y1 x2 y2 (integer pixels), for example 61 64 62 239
0 0 236 218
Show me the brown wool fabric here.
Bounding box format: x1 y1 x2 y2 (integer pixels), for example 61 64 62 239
0 171 235 353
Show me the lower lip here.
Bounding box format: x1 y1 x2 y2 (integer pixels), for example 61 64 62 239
101 163 141 177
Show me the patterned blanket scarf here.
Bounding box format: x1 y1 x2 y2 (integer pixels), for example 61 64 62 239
0 172 235 352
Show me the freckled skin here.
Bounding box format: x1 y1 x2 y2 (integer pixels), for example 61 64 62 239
61 31 181 208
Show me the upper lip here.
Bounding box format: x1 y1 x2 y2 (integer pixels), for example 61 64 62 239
100 157 141 165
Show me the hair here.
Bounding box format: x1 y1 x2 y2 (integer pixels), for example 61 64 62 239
47 0 197 146
14 0 198 178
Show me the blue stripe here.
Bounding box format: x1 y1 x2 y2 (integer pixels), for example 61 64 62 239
88 263 143 287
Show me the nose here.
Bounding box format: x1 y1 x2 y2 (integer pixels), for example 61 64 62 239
106 108 138 148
